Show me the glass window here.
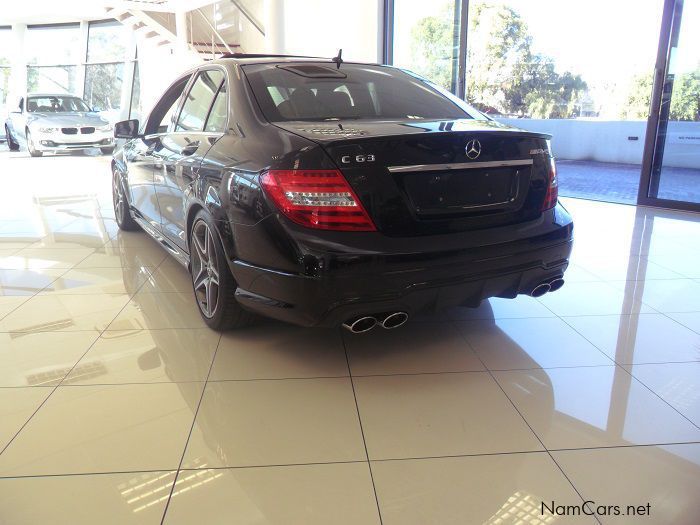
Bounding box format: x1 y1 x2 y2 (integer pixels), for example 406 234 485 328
204 82 228 132
465 0 662 205
243 63 485 122
87 20 133 63
25 24 81 65
0 27 10 67
392 0 461 93
84 62 124 112
144 75 191 135
26 95 90 112
129 61 141 121
27 65 78 94
647 0 700 204
176 70 224 132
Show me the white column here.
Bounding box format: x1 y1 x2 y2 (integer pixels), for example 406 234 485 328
76 21 89 98
119 28 138 121
264 0 285 54
175 10 189 58
9 24 27 108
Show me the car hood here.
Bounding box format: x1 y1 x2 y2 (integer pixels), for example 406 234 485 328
28 112 109 127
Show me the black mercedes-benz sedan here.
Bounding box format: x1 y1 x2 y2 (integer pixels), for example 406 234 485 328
111 53 573 332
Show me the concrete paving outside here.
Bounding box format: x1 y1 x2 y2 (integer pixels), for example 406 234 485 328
558 159 700 205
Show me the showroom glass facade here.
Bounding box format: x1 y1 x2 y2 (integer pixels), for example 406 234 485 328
25 24 81 95
386 0 699 212
5 20 138 123
390 0 463 94
0 27 10 113
84 20 137 120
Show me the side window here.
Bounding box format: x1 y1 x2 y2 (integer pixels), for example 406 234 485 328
175 69 224 132
157 98 180 133
204 81 228 133
144 75 191 135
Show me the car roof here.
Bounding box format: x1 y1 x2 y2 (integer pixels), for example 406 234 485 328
27 93 82 98
210 53 381 68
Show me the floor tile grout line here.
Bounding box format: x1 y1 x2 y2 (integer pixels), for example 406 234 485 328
340 331 384 525
556 315 700 432
4 441 700 481
537 283 700 435
0 265 74 322
1 357 697 388
449 319 603 525
0 262 155 459
159 331 222 524
658 309 700 337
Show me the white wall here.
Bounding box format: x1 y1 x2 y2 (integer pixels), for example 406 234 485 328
135 35 201 122
496 118 700 169
282 0 382 62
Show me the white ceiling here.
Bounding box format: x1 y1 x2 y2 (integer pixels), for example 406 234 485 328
0 0 218 25
0 0 110 25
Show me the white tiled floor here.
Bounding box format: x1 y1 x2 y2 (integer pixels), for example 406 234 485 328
1 152 699 524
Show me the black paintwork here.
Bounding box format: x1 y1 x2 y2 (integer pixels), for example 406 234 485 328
113 57 573 327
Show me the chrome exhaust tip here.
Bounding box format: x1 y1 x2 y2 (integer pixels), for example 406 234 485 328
380 311 409 329
342 316 377 333
530 283 551 297
548 278 565 292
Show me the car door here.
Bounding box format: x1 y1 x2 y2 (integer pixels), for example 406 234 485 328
153 67 227 250
124 75 191 229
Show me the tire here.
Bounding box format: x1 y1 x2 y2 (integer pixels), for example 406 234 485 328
112 166 140 231
101 147 115 155
189 209 254 330
26 130 43 157
5 126 19 151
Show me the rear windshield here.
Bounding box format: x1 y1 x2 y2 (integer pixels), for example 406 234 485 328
242 62 487 122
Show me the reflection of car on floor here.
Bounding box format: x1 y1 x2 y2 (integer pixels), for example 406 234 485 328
4 93 114 156
111 53 573 332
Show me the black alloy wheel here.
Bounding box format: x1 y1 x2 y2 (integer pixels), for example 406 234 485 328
112 167 140 231
189 210 254 330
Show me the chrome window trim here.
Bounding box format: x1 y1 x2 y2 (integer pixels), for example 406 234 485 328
387 159 533 173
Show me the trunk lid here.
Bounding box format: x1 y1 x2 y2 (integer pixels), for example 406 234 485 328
274 118 553 237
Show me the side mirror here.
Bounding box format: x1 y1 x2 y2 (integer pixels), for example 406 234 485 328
114 119 140 139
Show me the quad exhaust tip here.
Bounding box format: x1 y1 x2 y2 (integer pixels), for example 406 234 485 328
549 277 565 292
530 277 565 297
342 316 377 334
379 311 409 329
342 311 409 333
530 282 551 297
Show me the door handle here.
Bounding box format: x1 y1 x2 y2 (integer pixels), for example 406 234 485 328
181 141 200 156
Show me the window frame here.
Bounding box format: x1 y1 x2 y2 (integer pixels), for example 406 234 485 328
143 73 193 136
203 80 228 133
174 65 229 135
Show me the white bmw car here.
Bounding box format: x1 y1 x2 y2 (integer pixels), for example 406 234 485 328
4 93 114 156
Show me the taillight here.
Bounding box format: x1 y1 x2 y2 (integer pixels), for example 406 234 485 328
260 169 376 231
541 157 558 211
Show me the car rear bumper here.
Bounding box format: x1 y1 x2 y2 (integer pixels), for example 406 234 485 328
229 204 574 327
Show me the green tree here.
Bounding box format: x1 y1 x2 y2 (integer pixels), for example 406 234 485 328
622 69 700 121
409 7 456 91
410 2 587 118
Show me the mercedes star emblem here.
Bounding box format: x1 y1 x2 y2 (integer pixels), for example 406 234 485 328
465 139 482 160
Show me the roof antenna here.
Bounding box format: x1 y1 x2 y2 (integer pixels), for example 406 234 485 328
331 49 343 69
